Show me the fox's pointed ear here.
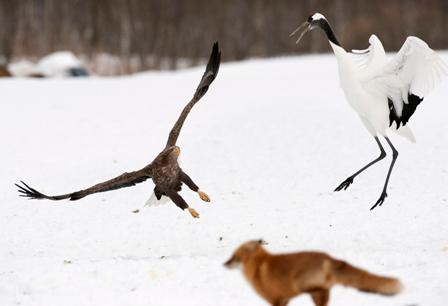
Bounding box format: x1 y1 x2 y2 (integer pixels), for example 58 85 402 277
257 239 268 245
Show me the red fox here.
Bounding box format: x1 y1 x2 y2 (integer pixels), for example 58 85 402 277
224 240 402 306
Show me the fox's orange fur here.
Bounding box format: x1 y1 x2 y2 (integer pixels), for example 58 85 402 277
224 240 402 306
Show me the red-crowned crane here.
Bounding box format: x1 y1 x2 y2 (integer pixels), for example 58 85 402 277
291 13 447 210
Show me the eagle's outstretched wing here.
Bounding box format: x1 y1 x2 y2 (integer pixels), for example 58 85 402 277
16 165 152 201
166 42 221 148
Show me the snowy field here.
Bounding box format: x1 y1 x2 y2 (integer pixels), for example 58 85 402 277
1 53 447 306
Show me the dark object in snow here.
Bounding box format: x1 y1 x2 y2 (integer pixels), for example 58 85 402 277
68 67 89 77
16 42 221 219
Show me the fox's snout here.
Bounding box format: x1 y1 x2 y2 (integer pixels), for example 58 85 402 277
223 257 233 267
223 256 238 268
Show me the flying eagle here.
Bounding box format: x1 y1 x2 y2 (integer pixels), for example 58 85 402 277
16 42 221 218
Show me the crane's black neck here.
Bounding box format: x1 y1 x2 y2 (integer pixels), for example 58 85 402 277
316 19 340 47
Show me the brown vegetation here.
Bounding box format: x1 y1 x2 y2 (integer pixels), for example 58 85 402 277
0 65 11 77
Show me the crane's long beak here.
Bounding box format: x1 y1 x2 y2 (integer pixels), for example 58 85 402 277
290 21 311 44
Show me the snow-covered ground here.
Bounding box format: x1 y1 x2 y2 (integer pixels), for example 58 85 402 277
1 53 447 306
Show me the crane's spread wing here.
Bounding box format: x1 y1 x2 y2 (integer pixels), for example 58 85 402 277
16 166 152 201
351 34 387 74
361 36 447 127
165 42 221 148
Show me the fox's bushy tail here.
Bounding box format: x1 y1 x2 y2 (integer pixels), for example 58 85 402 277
332 260 402 295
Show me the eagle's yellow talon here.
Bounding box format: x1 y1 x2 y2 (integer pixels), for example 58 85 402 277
188 208 200 218
198 191 210 202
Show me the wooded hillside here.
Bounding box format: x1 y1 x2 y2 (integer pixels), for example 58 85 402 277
1 0 446 74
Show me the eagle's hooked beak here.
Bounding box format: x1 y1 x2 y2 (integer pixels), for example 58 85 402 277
173 146 181 157
290 21 311 44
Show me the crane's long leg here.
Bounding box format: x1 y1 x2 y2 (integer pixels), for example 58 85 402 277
334 137 386 191
370 137 398 210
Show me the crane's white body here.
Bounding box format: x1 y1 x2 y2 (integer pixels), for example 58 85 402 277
293 13 448 208
327 34 447 142
330 41 391 139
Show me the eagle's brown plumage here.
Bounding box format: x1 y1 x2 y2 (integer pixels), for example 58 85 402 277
17 168 152 201
16 42 221 218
